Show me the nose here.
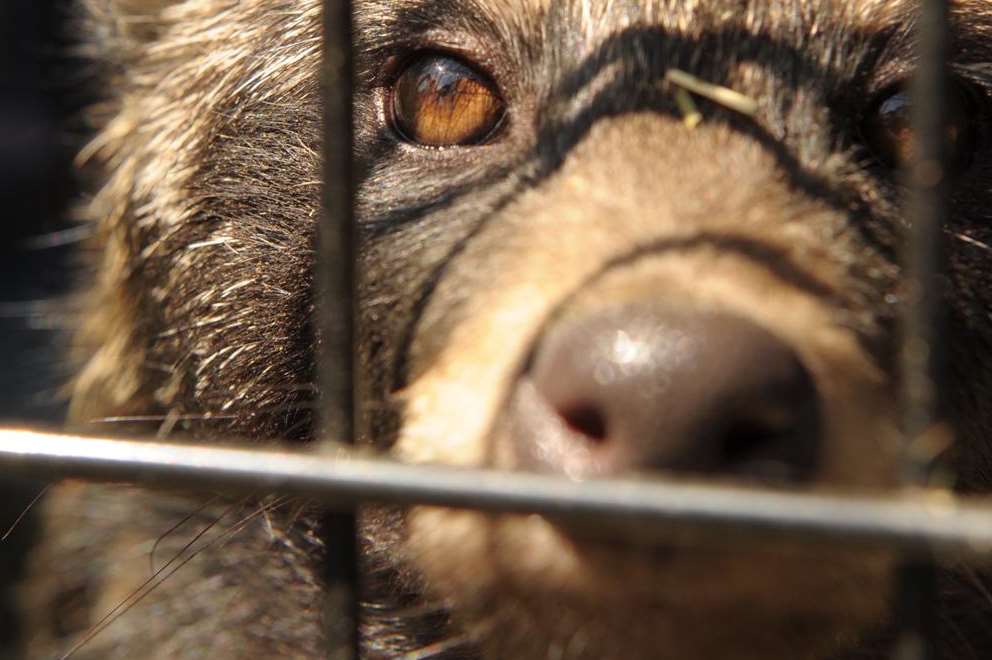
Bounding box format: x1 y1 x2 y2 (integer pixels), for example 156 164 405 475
511 305 821 482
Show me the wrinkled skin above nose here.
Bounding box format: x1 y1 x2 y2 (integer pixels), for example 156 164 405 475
511 304 822 482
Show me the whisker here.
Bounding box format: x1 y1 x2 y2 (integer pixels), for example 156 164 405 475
950 231 992 252
61 500 245 660
2 483 51 541
20 224 93 249
960 564 992 609
148 494 223 575
87 414 238 424
398 634 477 660
61 495 292 660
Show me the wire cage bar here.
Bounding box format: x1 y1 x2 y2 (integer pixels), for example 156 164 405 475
319 1 359 657
3 430 992 555
0 0 970 657
895 1 953 658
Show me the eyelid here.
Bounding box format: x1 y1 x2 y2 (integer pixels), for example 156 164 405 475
377 42 504 91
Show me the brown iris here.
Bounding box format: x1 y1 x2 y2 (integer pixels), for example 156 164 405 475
391 54 505 147
862 84 977 172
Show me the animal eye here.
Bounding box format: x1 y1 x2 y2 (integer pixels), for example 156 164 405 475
390 54 506 147
860 82 981 173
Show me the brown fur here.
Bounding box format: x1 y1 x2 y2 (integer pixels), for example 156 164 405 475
20 0 992 658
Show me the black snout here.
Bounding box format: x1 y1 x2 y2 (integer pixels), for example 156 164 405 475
512 305 821 482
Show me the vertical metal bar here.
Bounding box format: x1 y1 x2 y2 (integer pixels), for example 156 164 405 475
320 0 359 658
895 1 952 658
320 0 356 451
901 1 951 472
893 562 939 660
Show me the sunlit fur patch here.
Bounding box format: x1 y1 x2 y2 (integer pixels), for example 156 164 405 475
398 248 901 657
394 116 899 482
393 115 903 658
405 508 894 659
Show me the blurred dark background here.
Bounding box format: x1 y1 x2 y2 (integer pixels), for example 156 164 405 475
1 0 90 656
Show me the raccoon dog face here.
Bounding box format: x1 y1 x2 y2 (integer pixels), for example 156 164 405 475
68 0 992 659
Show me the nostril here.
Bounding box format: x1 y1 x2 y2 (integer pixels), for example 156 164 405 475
721 406 818 482
560 402 608 444
511 304 823 481
722 420 776 466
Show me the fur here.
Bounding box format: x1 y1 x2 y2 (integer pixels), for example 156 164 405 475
20 1 992 658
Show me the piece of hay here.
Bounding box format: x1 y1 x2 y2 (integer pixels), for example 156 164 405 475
665 68 759 118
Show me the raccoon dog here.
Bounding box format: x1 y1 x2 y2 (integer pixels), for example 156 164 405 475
20 1 992 659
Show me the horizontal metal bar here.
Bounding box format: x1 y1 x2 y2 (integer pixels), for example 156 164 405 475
2 428 992 555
